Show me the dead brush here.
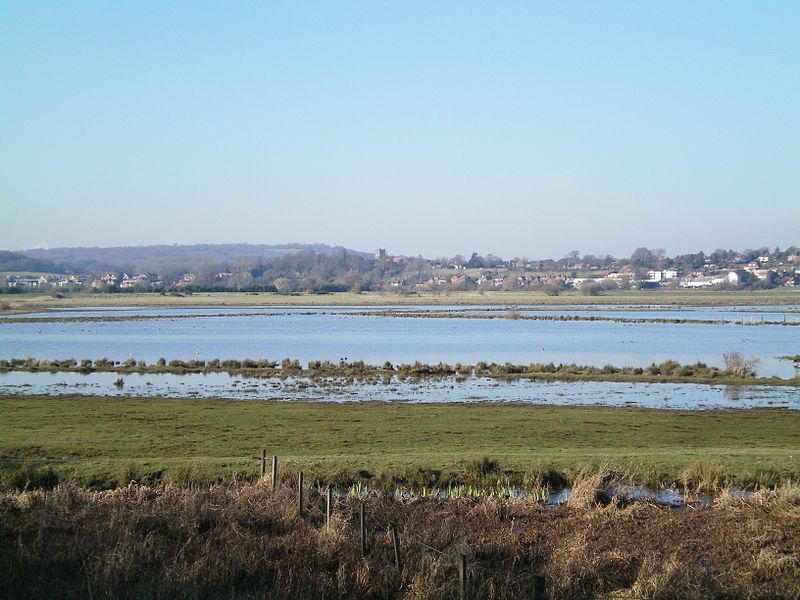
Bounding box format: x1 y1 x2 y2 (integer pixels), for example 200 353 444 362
627 554 717 600
2 481 800 599
547 528 638 600
567 467 627 508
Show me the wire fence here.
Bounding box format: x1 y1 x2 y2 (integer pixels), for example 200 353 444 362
255 453 548 600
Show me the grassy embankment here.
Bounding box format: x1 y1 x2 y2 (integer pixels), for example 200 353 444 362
1 287 799 314
2 396 799 490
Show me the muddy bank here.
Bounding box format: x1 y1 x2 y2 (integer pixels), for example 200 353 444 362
1 481 798 599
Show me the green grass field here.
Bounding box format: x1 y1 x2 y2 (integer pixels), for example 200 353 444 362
2 395 798 489
2 287 799 314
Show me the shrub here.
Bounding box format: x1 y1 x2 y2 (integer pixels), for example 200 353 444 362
117 461 143 487
722 352 760 377
580 282 603 296
465 457 502 480
6 463 60 491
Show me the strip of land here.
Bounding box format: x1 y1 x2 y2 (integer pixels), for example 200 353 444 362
1 287 799 315
3 357 796 386
3 307 799 326
2 396 798 489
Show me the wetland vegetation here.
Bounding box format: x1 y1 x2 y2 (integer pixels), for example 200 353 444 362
1 476 798 599
2 355 797 386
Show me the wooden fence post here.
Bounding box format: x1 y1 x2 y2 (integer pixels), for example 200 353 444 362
260 449 266 478
326 486 333 530
532 574 546 600
391 526 402 571
360 501 367 557
297 471 304 517
271 456 277 491
459 554 467 600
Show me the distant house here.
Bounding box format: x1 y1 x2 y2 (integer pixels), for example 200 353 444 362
646 269 679 283
56 275 86 287
120 273 161 289
749 269 773 280
7 276 40 288
568 277 603 288
680 272 738 288
680 277 717 288
174 273 196 287
725 271 742 285
92 273 120 288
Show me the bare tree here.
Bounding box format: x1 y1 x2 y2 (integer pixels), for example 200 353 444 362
273 277 293 295
722 352 759 377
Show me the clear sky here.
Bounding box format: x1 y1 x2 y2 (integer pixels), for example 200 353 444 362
1 1 798 259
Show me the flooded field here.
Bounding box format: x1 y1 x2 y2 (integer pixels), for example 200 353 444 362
1 304 798 378
1 371 798 409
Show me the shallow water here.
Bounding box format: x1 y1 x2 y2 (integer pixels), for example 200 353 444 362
1 371 797 409
347 485 736 508
2 304 798 377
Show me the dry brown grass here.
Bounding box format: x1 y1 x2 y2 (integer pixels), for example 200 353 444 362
1 480 799 599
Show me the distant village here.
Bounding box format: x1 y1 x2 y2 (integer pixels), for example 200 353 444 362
3 246 799 294
382 248 800 292
4 271 196 291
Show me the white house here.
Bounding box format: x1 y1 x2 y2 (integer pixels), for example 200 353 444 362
647 269 679 283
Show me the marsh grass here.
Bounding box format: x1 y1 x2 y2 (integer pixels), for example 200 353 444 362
2 355 797 386
1 480 798 599
680 461 729 494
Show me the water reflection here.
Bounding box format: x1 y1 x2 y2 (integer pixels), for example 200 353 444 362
0 371 797 410
1 305 799 377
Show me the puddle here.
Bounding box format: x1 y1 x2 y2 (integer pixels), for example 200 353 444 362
335 485 751 508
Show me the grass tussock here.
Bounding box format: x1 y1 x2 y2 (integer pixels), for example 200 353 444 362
1 481 798 600
680 460 728 494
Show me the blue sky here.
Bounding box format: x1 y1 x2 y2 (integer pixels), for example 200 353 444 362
1 1 798 258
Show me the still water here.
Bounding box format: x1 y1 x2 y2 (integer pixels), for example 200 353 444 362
1 305 798 377
0 371 797 409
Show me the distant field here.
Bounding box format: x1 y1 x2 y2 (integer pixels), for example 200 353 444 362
2 396 798 488
2 287 800 313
